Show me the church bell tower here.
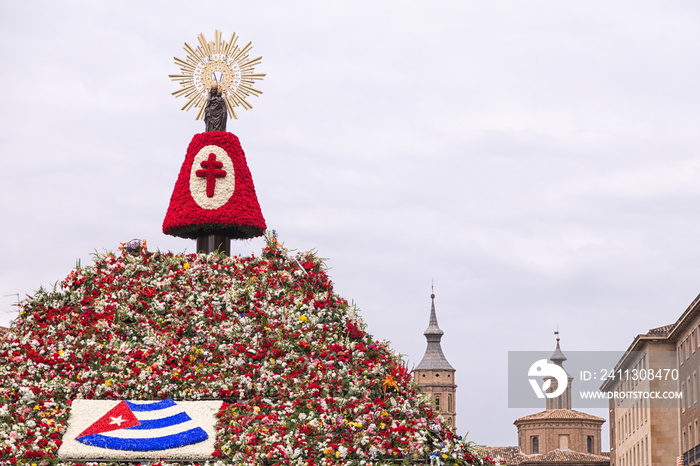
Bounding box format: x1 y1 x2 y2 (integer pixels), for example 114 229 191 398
413 290 457 427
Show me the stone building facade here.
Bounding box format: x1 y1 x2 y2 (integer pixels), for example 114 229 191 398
603 292 700 466
670 294 700 464
600 325 678 466
413 292 457 428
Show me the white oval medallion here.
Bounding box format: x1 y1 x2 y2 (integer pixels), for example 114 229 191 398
189 145 235 210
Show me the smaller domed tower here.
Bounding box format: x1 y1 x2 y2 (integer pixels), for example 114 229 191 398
545 332 574 410
413 290 457 427
514 332 605 456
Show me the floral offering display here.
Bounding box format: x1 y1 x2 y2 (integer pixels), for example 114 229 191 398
0 236 499 465
163 131 266 240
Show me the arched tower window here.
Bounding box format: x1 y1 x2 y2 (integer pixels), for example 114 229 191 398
532 436 539 454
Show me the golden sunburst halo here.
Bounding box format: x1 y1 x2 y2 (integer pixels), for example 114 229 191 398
169 30 265 120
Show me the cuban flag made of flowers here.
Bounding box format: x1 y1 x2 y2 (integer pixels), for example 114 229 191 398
58 399 223 460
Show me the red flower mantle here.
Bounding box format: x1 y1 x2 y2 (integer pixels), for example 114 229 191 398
162 132 266 239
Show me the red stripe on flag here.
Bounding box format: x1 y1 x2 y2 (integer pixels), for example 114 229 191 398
77 400 140 437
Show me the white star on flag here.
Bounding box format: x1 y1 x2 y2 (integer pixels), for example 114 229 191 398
109 415 125 426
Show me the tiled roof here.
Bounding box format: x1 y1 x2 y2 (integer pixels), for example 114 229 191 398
476 446 523 464
477 447 610 465
522 449 609 464
514 409 605 423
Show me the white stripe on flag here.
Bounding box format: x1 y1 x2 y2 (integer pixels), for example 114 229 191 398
104 418 199 439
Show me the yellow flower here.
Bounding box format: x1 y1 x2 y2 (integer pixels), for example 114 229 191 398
253 406 260 412
299 315 307 323
183 263 191 270
105 379 112 387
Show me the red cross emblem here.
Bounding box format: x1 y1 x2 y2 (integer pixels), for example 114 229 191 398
195 153 227 198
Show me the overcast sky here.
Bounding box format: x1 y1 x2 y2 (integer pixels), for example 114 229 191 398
2 0 700 451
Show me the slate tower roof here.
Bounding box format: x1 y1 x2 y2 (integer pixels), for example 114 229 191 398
415 292 454 371
550 331 567 366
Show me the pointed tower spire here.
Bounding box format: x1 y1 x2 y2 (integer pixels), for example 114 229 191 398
415 289 454 371
413 286 457 427
546 329 573 410
550 329 567 366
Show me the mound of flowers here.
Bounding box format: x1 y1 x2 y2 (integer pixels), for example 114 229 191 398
0 237 499 465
